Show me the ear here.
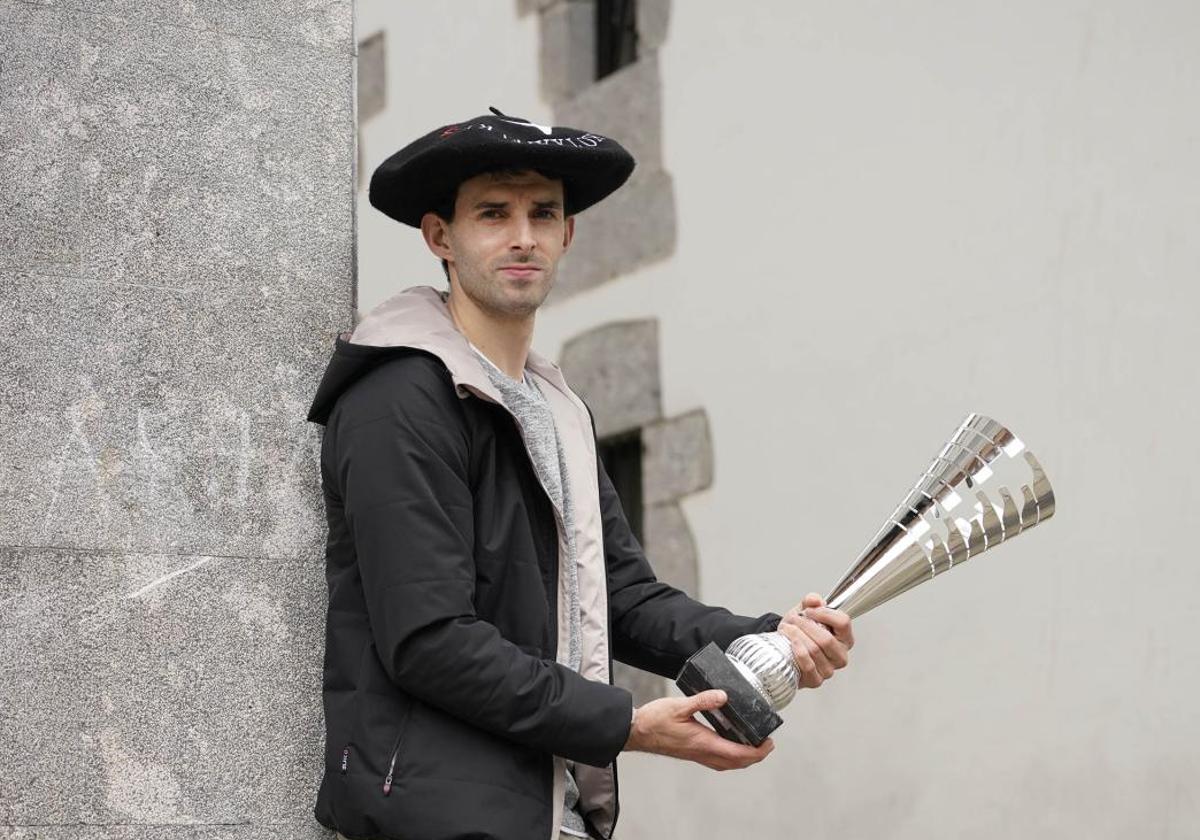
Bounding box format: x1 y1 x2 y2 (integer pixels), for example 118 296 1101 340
561 215 576 253
420 212 454 263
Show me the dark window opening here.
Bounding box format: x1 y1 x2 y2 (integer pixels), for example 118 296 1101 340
596 0 638 81
598 429 643 544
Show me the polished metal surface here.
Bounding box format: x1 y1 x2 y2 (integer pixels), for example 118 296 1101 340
726 632 797 710
721 413 1055 713
824 412 1055 618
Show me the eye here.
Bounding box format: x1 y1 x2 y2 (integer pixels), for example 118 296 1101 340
534 209 559 220
479 209 504 219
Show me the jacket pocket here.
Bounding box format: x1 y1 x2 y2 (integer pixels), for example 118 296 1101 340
381 702 413 797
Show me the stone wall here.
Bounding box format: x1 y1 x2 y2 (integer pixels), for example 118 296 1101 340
0 2 354 837
521 0 677 301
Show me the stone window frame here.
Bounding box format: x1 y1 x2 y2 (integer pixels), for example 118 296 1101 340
559 318 713 704
517 0 676 301
356 29 386 192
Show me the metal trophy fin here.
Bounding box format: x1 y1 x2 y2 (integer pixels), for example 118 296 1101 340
825 413 1055 618
675 413 1056 746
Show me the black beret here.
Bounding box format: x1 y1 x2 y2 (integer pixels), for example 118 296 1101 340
368 107 636 227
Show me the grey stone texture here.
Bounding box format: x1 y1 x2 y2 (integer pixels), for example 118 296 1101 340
637 0 671 50
357 31 387 122
538 0 596 104
516 0 566 17
642 410 713 505
617 498 702 705
356 30 386 190
1 2 87 276
556 57 664 170
554 165 676 299
0 273 340 559
0 547 325 827
559 319 662 438
642 501 699 596
0 828 329 840
0 2 353 301
1 0 352 835
9 0 353 52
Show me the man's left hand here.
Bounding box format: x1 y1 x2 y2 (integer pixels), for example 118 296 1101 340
776 592 854 689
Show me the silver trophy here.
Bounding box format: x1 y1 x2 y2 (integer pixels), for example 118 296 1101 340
676 413 1056 745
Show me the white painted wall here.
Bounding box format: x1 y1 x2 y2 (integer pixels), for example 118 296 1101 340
357 2 1200 837
355 1 550 313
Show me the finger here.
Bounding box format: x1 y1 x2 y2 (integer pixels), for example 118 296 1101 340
793 616 838 668
806 606 855 648
778 609 805 630
689 725 774 770
681 689 727 716
801 631 836 681
721 738 775 770
778 623 825 687
797 615 848 669
801 592 826 610
737 737 775 768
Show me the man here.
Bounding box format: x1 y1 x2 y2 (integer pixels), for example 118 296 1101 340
306 108 854 840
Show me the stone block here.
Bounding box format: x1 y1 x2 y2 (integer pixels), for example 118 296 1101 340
0 2 85 275
559 319 662 437
516 0 569 17
553 166 676 299
357 30 387 122
0 271 345 559
555 55 663 172
0 3 354 304
642 409 713 505
637 0 671 50
643 501 699 595
79 10 353 301
0 546 326 826
14 0 353 53
0 828 328 840
538 0 596 104
612 661 670 708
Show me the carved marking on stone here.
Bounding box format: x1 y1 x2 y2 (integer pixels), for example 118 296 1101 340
125 556 214 599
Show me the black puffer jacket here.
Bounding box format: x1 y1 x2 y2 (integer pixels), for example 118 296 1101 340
306 287 780 840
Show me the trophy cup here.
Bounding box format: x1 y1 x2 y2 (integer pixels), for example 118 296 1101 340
675 413 1056 746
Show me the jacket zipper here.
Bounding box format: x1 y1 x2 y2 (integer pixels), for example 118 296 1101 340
382 741 399 796
381 703 412 796
381 734 400 792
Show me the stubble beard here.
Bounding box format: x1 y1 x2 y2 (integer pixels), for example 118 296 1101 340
454 256 556 320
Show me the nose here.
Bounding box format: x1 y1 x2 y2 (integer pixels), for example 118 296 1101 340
509 215 537 255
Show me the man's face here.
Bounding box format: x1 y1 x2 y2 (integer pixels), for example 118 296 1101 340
430 170 574 319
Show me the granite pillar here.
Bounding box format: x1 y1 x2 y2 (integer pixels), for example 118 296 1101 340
0 1 354 836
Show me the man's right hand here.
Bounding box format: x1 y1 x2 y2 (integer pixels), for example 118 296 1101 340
623 689 774 771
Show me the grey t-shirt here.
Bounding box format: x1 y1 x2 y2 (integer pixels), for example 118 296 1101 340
472 348 588 838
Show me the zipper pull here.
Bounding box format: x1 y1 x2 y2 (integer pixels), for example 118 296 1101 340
382 749 398 796
340 746 349 774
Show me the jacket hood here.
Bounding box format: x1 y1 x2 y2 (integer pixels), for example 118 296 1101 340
306 285 571 425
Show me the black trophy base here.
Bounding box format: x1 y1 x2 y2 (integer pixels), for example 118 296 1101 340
674 642 783 747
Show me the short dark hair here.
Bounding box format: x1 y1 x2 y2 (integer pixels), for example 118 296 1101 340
429 191 456 281
430 167 564 281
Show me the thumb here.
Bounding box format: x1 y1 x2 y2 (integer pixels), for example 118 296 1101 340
682 689 727 714
802 592 826 609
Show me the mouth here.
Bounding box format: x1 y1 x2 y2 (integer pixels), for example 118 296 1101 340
498 265 543 278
